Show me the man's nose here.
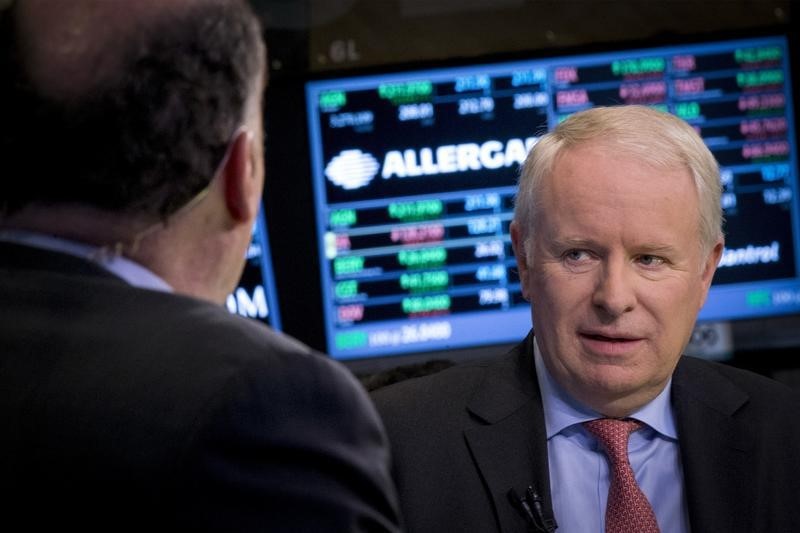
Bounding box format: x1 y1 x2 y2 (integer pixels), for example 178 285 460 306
591 259 636 317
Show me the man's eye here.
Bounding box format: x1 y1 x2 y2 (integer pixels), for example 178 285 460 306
638 255 665 266
564 250 589 262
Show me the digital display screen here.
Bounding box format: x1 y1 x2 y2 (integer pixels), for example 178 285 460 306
227 208 282 330
305 35 800 360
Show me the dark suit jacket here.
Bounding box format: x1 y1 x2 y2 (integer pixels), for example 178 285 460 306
372 332 800 533
0 242 401 532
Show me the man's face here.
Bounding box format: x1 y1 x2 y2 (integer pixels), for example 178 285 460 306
511 142 722 416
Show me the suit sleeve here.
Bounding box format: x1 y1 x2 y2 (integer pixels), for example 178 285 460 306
172 348 402 533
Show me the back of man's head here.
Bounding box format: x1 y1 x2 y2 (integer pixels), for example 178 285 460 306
1 0 265 221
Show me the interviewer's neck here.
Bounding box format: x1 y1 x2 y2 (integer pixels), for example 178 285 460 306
1 201 242 306
1 204 155 249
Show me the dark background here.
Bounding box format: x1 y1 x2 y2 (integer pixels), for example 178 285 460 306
248 0 799 381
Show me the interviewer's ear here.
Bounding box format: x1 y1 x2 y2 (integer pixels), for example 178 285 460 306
221 128 258 223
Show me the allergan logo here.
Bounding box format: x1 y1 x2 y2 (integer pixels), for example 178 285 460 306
325 149 380 190
325 137 538 191
381 137 537 179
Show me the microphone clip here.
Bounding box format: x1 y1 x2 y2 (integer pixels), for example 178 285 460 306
507 485 557 533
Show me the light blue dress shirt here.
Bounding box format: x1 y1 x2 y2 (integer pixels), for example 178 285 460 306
533 338 690 533
0 230 172 293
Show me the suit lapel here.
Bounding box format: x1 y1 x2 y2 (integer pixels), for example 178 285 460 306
461 345 757 532
672 357 754 533
464 334 554 532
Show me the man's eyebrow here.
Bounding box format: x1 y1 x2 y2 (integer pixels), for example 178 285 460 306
635 243 679 255
546 238 680 255
549 237 599 248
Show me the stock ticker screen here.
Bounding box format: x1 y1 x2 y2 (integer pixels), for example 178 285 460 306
305 35 800 360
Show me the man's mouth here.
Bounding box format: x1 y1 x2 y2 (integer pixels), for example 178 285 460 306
582 333 638 342
578 331 645 355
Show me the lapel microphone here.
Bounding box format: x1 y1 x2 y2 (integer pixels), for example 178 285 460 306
507 485 558 532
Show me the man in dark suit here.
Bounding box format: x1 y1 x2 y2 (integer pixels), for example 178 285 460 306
372 105 800 532
0 1 400 531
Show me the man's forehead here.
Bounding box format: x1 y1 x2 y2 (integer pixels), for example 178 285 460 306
536 144 701 235
545 141 693 191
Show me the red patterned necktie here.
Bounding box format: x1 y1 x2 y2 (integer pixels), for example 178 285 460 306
583 418 660 533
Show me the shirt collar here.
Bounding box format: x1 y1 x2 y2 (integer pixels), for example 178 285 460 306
0 229 173 293
533 336 678 440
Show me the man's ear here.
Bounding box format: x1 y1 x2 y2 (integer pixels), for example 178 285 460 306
510 221 531 301
698 238 724 308
221 128 257 223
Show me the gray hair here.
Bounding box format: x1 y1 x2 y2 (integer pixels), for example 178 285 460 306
514 105 723 257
